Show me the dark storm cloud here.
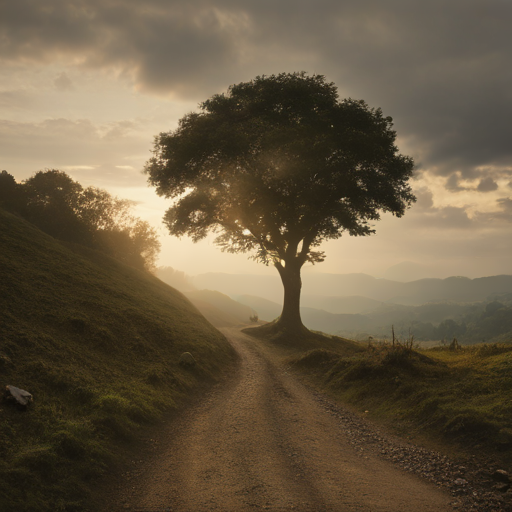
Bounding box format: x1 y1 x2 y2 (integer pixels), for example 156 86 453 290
1 0 511 179
477 176 499 192
0 0 245 97
445 173 468 193
446 172 503 193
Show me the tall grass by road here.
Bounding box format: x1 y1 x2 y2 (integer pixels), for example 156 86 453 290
246 323 512 466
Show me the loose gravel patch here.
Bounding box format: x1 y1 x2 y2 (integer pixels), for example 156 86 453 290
314 393 512 512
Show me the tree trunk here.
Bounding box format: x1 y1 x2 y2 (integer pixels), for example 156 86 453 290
275 260 308 336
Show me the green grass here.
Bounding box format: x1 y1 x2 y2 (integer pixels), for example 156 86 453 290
0 209 237 511
243 324 512 465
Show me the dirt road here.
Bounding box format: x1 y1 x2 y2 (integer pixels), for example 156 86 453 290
102 327 453 511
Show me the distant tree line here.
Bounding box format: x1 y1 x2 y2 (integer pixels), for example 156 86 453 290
337 298 512 345
404 299 512 344
0 169 160 271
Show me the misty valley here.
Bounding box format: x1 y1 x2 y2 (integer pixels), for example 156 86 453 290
159 268 512 347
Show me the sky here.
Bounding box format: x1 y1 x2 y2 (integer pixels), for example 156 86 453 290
1 0 512 280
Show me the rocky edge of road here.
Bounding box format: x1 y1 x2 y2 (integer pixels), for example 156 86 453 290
313 391 512 512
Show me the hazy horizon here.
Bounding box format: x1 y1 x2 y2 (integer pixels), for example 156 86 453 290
164 262 512 282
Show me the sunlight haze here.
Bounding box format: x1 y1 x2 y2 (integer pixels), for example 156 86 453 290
2 0 511 280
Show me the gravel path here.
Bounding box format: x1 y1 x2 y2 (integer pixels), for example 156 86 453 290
99 327 511 512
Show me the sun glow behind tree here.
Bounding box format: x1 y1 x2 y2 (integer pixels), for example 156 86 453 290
145 72 415 336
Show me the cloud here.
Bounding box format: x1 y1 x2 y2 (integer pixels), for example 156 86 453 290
414 205 473 230
54 72 74 91
403 186 475 231
0 89 36 111
0 117 151 187
406 184 512 233
497 197 512 214
0 0 511 191
411 187 435 210
445 173 468 192
477 176 499 193
445 171 502 193
474 197 512 223
0 1 248 98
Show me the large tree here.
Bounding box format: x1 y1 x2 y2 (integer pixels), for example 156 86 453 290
145 72 415 336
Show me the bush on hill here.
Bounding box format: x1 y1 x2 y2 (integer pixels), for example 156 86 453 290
0 169 160 271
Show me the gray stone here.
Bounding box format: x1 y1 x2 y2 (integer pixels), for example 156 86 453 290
493 470 511 483
179 352 196 367
4 385 33 407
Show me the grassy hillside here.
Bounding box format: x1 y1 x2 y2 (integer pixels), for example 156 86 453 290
293 343 512 462
0 209 236 511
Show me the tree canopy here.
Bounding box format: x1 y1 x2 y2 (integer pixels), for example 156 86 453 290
145 72 415 335
1 170 160 272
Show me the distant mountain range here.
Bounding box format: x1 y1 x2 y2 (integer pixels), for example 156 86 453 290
380 260 438 282
156 269 512 341
236 294 512 343
300 295 384 314
192 272 512 310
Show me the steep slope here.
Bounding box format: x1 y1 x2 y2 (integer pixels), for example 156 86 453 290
237 294 282 321
183 297 241 327
0 208 236 511
184 290 256 327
